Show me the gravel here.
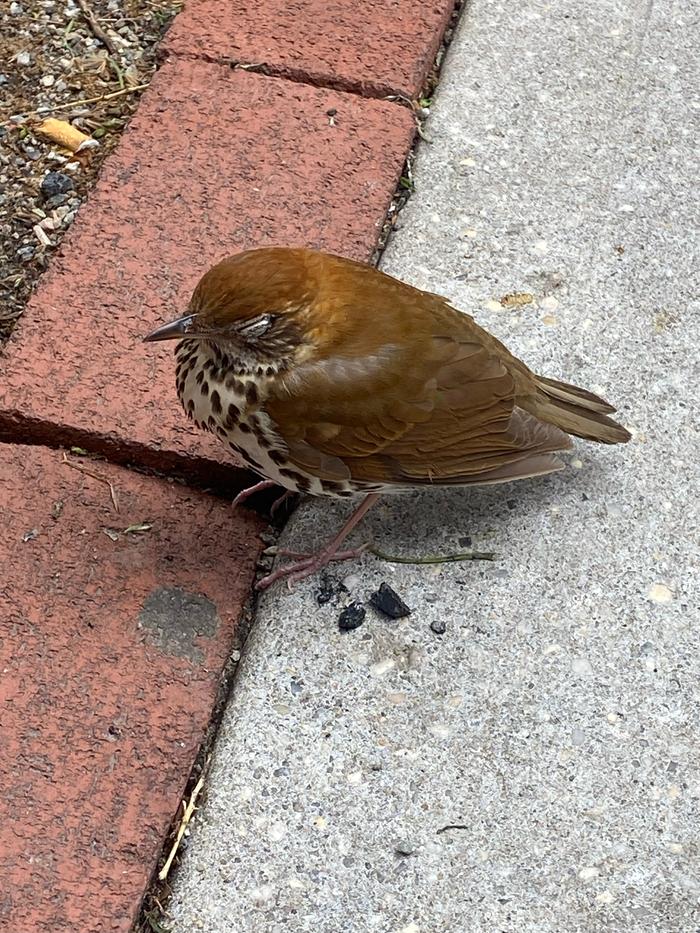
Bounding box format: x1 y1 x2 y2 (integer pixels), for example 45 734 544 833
0 0 179 342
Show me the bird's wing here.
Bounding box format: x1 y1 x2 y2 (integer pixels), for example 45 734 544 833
266 306 571 487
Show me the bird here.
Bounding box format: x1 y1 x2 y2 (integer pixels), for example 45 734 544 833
144 247 631 589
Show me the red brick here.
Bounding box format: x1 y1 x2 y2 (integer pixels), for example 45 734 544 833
163 0 456 99
0 444 265 932
0 60 414 483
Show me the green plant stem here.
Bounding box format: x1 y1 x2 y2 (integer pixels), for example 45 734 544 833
368 547 495 565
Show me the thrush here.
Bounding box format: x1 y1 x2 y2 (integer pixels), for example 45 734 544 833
144 247 630 589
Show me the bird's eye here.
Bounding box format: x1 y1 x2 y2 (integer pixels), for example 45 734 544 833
237 314 273 338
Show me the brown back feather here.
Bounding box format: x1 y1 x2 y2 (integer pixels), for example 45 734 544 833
265 251 628 486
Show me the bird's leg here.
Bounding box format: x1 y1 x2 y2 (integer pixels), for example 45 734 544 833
256 493 380 591
231 479 277 509
270 489 296 518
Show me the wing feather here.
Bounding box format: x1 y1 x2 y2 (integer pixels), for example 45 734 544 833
265 283 571 487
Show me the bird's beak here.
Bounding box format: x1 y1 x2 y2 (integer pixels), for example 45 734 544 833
143 313 197 343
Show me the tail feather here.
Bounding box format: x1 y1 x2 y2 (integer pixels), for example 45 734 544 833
536 375 617 414
532 377 631 445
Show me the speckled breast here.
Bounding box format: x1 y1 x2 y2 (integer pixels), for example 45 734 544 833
174 340 333 495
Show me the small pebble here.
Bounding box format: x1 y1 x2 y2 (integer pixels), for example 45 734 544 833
341 572 361 591
648 583 673 604
338 601 365 631
33 224 51 247
596 890 615 905
484 299 502 312
16 51 31 66
41 172 74 199
430 619 446 635
44 193 69 210
395 840 417 857
370 582 411 619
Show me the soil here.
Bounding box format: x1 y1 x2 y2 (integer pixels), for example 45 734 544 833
0 0 180 343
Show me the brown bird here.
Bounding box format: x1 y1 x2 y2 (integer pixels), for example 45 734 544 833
144 247 630 589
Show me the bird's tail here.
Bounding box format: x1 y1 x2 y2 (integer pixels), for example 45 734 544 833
532 376 631 444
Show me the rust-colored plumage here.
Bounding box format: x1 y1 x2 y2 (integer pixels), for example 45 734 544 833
145 247 630 587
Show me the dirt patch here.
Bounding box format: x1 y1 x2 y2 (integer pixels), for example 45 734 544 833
0 0 180 343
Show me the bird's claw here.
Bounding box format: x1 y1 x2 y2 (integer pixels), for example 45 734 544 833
256 543 368 591
270 490 296 519
232 479 276 509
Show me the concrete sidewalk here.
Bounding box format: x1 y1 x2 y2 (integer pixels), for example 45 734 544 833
168 1 699 930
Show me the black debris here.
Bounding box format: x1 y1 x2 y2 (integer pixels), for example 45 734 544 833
430 619 447 635
316 575 335 606
316 572 346 606
370 582 411 619
338 601 366 631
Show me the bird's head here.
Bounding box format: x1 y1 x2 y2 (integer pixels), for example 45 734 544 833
143 248 317 367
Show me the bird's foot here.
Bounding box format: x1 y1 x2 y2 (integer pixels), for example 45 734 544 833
232 479 277 509
233 481 297 519
256 543 368 591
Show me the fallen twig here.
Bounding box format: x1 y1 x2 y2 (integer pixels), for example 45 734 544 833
159 769 207 881
368 546 495 564
61 452 119 512
4 84 150 123
75 0 118 55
